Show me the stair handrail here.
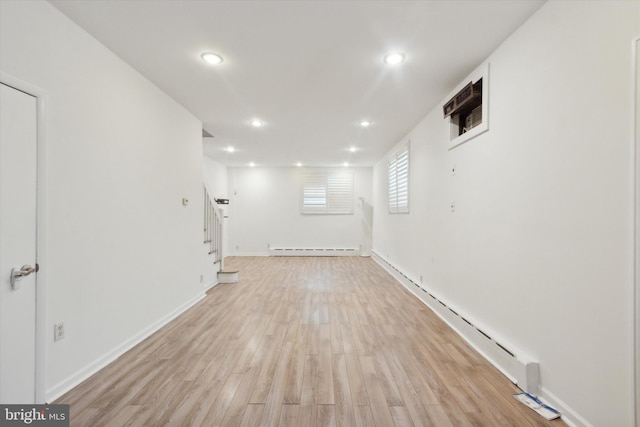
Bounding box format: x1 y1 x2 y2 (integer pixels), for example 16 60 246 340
203 185 223 268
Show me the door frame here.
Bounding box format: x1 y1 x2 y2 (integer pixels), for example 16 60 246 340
1 71 47 403
633 37 640 427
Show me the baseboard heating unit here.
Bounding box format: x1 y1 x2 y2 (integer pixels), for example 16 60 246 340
269 246 360 257
371 250 540 395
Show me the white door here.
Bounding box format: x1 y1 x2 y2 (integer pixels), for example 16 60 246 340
0 83 38 403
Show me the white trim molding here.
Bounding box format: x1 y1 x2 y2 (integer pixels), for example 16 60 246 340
45 292 206 402
633 36 640 427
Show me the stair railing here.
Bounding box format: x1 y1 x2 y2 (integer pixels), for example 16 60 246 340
203 186 223 266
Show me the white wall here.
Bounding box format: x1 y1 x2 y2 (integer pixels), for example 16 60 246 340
203 155 229 202
0 0 206 400
372 2 639 426
228 167 372 255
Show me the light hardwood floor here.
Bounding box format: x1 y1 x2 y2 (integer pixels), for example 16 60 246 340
56 256 565 426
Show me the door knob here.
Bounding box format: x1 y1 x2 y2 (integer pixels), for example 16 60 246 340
10 264 36 290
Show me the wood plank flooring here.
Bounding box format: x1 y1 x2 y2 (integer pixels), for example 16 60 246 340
56 256 565 426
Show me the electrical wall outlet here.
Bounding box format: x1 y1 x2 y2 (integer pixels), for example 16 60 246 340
54 323 65 342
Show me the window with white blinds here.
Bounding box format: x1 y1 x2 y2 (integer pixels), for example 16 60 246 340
388 143 409 213
302 172 353 214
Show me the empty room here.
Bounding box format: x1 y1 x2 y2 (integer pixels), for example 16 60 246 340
0 1 638 426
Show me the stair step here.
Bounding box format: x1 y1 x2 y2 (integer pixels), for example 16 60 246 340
217 270 239 284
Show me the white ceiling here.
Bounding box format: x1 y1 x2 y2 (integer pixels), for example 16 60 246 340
49 0 544 168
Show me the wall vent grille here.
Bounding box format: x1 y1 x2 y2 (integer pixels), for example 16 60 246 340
269 247 360 257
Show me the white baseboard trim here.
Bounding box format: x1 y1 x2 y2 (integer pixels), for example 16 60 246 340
370 250 587 427
227 251 269 257
203 279 219 292
538 386 592 427
45 291 206 402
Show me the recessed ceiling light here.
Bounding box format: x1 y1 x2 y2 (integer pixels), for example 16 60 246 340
225 146 235 153
343 162 349 167
201 52 224 65
359 120 371 127
249 162 256 167
383 52 405 65
349 147 357 153
296 162 302 167
249 119 264 128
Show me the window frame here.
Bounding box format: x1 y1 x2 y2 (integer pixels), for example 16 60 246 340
388 142 410 214
302 171 354 215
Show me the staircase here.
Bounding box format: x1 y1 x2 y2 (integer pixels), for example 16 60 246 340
203 185 238 284
203 186 223 265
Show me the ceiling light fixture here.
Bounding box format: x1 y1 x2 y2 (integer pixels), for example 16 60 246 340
349 147 357 153
343 162 349 167
383 52 405 65
249 162 256 167
201 52 224 65
225 146 235 153
359 120 371 127
249 119 264 128
296 162 302 167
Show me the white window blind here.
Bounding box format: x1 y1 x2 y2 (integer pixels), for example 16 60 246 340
389 143 409 213
303 172 353 214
